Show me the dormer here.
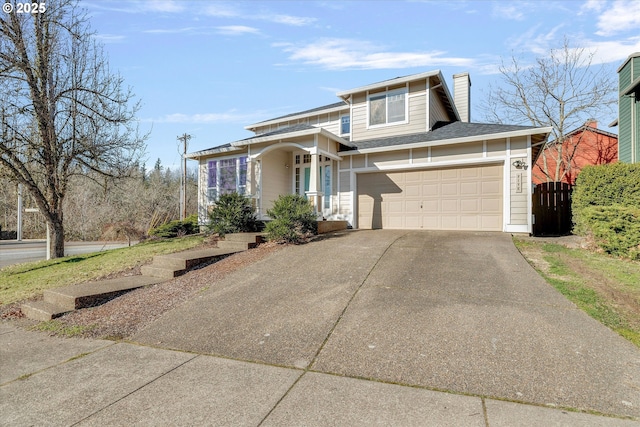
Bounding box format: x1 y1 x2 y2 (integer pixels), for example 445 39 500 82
336 70 460 142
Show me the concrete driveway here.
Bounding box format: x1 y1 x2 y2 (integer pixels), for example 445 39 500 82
3 230 639 425
132 230 640 418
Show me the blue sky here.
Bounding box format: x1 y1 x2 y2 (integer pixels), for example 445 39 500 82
84 0 640 170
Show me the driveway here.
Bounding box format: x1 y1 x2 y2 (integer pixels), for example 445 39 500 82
131 230 640 419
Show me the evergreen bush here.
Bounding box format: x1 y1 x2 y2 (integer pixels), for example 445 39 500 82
207 192 259 236
573 163 640 259
265 194 317 243
148 214 199 238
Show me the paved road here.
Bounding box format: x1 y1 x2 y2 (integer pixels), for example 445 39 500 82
0 240 134 268
2 230 639 425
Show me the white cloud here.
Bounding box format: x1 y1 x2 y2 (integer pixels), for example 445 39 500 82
148 111 264 124
216 25 260 36
595 0 640 36
507 24 565 55
581 0 605 13
144 27 199 34
278 38 474 70
144 0 184 13
203 4 315 26
492 3 524 20
581 37 640 64
261 14 316 26
93 34 126 43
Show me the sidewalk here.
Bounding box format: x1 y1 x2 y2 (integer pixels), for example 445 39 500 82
1 324 636 426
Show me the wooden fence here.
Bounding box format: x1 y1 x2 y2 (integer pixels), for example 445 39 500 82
532 182 572 236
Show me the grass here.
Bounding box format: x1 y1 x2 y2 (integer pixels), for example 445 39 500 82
0 235 206 306
514 237 640 348
32 321 95 337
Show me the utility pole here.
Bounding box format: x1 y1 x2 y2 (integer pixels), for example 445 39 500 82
177 133 191 220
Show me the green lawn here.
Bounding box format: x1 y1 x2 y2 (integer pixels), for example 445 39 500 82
514 237 640 348
0 235 206 306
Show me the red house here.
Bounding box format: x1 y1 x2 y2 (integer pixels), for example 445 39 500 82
533 120 618 185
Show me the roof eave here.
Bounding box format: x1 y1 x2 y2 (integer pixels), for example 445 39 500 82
186 145 242 159
232 127 356 148
336 70 441 99
244 103 349 131
343 127 552 155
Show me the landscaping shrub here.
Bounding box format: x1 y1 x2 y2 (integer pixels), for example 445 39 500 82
265 194 317 243
572 163 640 259
207 192 259 236
148 214 199 238
579 205 640 260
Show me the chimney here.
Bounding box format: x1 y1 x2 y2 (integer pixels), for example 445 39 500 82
585 119 598 129
453 72 471 123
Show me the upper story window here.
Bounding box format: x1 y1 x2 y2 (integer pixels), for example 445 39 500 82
341 115 350 135
368 88 407 127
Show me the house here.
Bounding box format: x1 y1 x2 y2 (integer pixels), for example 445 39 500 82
613 52 640 163
532 120 618 186
187 70 551 233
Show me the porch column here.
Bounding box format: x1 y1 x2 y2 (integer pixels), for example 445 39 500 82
305 149 323 213
247 157 262 217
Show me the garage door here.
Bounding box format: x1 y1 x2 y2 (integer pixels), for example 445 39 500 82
357 164 503 231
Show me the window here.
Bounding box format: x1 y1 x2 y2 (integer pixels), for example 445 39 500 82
341 115 350 135
303 154 311 164
368 88 406 126
207 156 248 202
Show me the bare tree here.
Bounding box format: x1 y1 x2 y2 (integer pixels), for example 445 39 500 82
0 0 145 257
482 38 617 183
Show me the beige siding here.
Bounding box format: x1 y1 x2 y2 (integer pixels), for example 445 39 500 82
368 150 410 168
338 171 352 217
486 139 507 157
429 90 449 129
350 86 427 141
260 150 290 214
352 154 366 168
510 136 529 155
250 108 348 136
412 147 430 164
431 142 484 162
510 158 528 225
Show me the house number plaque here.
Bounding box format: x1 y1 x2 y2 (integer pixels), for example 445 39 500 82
516 173 522 193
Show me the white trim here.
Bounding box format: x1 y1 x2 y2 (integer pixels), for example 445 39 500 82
337 69 440 98
502 159 511 229
505 224 529 233
339 127 553 155
231 127 355 148
366 87 409 129
350 156 504 174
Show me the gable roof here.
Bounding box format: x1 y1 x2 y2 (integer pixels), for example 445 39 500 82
342 121 549 153
336 69 459 122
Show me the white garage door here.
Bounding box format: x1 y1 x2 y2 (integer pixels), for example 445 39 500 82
357 164 503 231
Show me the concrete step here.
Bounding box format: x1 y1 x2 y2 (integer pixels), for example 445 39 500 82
21 300 69 322
142 248 241 278
140 265 185 279
223 232 266 244
217 240 252 251
43 276 165 311
152 248 239 270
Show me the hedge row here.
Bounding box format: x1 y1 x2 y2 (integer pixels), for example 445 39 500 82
573 163 640 259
